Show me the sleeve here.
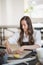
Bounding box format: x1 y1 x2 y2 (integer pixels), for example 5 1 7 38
8 32 20 44
34 30 41 47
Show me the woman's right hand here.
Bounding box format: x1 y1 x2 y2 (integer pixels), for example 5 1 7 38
15 46 24 55
7 47 12 54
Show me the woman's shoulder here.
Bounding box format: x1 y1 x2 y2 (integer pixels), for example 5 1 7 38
8 31 20 44
13 31 20 37
33 29 41 34
33 29 41 37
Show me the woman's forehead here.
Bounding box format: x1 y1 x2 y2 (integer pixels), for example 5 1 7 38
21 20 27 24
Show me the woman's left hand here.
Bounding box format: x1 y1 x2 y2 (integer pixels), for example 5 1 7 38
15 46 24 54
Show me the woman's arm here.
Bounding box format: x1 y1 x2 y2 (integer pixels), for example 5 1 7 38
4 32 20 53
22 44 40 50
15 44 40 54
4 40 12 53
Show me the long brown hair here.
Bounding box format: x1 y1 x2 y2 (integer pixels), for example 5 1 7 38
18 16 34 46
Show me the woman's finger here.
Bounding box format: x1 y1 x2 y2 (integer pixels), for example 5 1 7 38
15 49 23 54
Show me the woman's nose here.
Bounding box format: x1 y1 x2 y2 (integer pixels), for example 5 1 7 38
22 25 24 29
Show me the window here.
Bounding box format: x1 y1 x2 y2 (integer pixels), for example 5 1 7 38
24 0 43 18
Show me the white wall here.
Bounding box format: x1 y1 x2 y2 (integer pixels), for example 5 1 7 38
0 0 24 26
1 0 7 25
0 0 1 24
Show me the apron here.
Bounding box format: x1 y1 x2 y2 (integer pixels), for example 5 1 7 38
20 42 29 46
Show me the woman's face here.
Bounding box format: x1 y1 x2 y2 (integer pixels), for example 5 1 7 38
21 20 28 32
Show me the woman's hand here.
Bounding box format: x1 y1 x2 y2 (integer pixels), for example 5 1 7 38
15 46 24 54
7 47 12 54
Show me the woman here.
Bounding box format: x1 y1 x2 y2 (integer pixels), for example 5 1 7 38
4 16 41 54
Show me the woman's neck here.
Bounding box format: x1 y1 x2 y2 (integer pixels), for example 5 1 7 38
24 31 28 35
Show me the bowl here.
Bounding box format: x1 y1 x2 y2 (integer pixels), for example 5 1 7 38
36 48 43 64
